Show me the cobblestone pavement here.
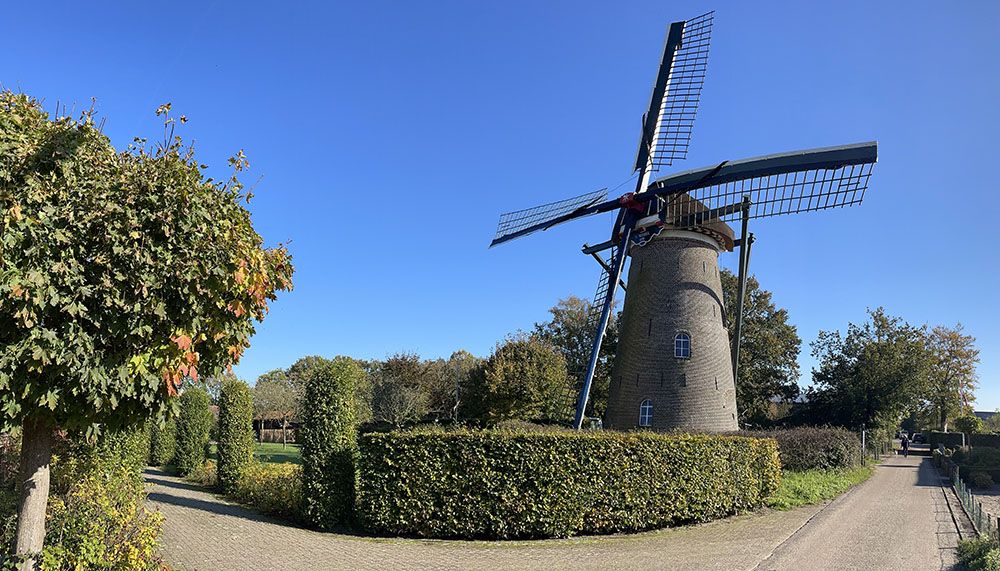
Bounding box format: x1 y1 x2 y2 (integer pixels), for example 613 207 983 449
145 456 970 571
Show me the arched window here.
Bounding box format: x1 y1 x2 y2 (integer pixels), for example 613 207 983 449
675 332 691 359
639 399 653 427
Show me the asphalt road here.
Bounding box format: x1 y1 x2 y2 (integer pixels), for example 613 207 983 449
755 454 971 571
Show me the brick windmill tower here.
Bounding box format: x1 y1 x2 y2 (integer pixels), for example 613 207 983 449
489 12 877 432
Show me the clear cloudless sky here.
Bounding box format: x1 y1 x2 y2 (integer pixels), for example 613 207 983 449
3 2 998 407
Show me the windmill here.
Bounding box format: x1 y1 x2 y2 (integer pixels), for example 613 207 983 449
489 11 877 431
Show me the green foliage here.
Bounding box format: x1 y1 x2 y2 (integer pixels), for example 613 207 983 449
185 460 217 488
356 429 781 539
971 433 1000 449
174 388 213 475
806 308 930 431
217 378 255 493
462 335 572 425
767 466 873 511
93 425 151 476
741 427 861 471
0 91 293 434
923 324 980 431
719 271 802 426
959 536 1000 571
300 356 364 530
929 430 966 450
956 415 986 435
970 471 995 489
533 296 618 418
370 353 430 427
148 418 176 466
230 460 303 521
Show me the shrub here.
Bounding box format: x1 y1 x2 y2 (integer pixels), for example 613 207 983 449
301 356 364 529
356 429 781 539
959 536 1000 571
40 461 165 570
929 430 965 449
94 425 151 476
740 427 860 471
186 460 218 488
231 460 304 521
149 419 177 466
970 471 995 489
175 388 214 475
971 434 1000 449
955 415 986 435
217 379 255 493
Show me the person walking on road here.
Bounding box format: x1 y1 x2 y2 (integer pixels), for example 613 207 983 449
900 434 909 458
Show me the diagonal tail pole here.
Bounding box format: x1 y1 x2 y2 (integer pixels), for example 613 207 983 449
573 226 633 430
731 196 753 392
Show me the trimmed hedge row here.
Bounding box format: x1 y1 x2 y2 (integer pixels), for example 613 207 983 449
929 431 965 449
175 388 214 475
740 427 860 471
356 430 781 539
971 433 1000 449
149 419 177 466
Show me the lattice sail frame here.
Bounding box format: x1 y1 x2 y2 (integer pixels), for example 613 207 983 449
649 11 713 171
490 188 608 247
649 142 877 226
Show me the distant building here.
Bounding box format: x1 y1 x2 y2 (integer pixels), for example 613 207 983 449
974 410 998 422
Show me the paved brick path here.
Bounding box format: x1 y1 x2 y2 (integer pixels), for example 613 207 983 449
145 456 971 571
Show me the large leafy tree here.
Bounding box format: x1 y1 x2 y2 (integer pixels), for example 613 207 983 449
805 308 930 430
0 93 292 563
462 335 572 425
719 271 801 426
533 296 618 418
923 324 980 431
370 353 430 427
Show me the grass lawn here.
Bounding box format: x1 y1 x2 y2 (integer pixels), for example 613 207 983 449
208 441 302 465
768 465 874 511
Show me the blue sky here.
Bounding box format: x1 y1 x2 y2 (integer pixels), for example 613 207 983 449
3 2 998 408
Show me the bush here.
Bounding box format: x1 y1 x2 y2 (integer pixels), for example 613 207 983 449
356 429 781 539
186 460 218 488
301 356 364 529
175 388 214 475
929 430 965 449
971 471 995 489
955 415 986 435
149 419 177 466
971 434 1000 449
217 379 255 493
959 536 1000 571
231 460 304 521
740 427 860 471
40 461 165 570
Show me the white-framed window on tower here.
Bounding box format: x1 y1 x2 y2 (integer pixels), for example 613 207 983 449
675 332 691 359
639 399 653 427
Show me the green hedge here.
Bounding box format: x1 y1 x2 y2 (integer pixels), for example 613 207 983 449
970 433 1000 449
356 430 781 539
217 379 255 493
175 388 213 475
740 427 860 471
929 431 965 449
301 356 364 530
149 419 177 466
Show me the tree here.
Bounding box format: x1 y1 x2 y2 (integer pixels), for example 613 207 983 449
954 414 984 435
463 335 572 425
253 376 298 446
806 308 930 430
446 350 483 421
370 353 430 427
719 271 801 426
924 324 980 431
534 296 618 418
0 93 292 564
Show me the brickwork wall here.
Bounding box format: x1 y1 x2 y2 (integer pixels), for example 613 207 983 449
605 231 739 432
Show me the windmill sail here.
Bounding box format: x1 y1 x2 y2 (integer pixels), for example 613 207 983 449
647 141 877 225
634 11 714 174
490 188 609 247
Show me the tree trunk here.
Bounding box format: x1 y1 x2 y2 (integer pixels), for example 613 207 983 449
281 420 287 449
15 415 55 571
